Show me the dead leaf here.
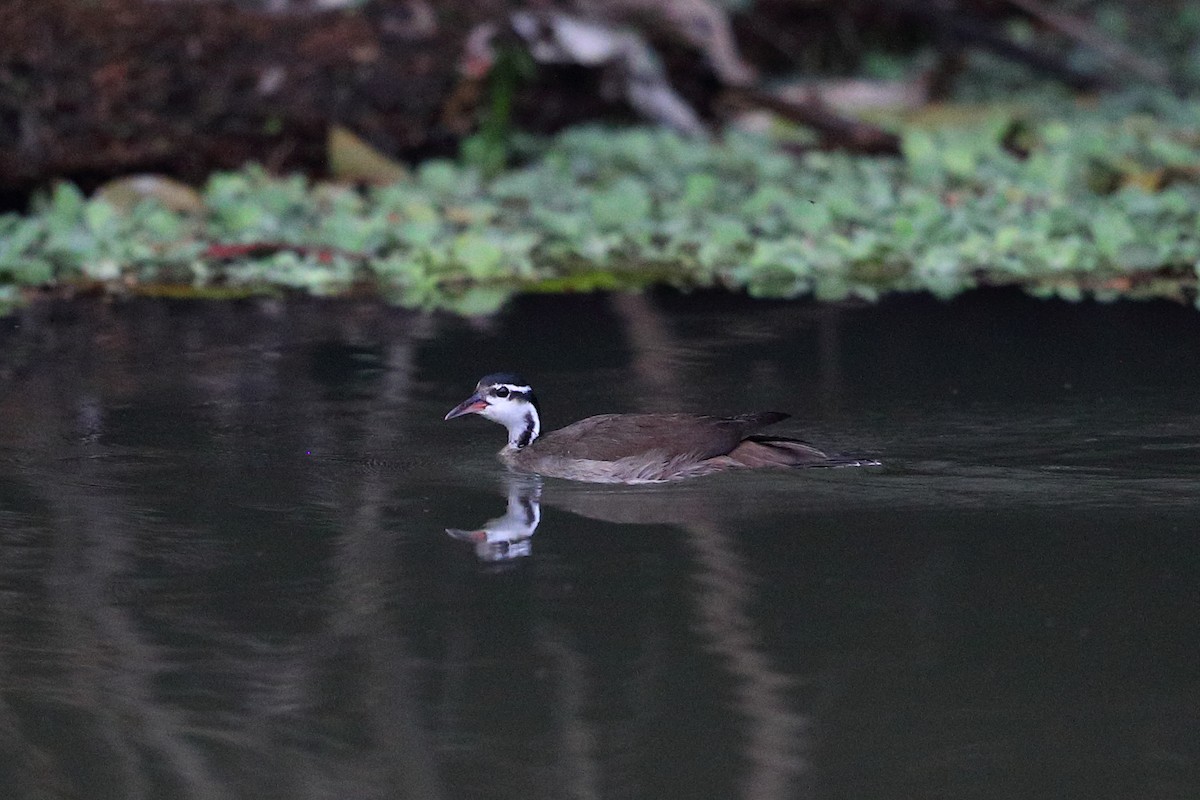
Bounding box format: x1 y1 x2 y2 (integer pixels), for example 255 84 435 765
95 174 204 214
328 125 410 184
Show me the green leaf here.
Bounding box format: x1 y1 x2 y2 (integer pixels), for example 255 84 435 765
749 238 812 276
900 129 940 181
3 258 53 284
590 179 653 232
0 218 44 266
452 234 506 279
786 199 832 234
84 199 119 236
1090 208 1137 260
708 217 751 248
682 173 718 208
49 182 86 222
397 219 441 247
418 161 462 195
941 142 978 179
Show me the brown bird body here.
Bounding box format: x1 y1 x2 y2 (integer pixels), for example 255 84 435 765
445 373 876 484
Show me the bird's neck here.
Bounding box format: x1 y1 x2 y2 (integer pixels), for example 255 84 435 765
503 405 541 450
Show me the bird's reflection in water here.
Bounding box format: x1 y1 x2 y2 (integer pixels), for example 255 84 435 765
446 475 542 562
443 471 715 563
444 472 813 798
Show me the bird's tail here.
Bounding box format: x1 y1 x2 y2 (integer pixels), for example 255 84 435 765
727 435 880 469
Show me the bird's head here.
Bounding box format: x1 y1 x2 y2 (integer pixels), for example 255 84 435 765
444 372 542 448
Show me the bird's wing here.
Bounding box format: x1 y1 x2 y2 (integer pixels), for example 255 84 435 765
534 413 788 462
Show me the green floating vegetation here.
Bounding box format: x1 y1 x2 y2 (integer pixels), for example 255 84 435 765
2 88 1199 315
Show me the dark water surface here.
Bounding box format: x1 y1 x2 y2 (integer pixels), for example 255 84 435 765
0 291 1197 800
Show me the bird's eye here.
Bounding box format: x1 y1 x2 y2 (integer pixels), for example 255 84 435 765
494 386 510 398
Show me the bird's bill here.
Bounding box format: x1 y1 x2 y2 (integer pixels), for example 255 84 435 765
445 527 487 543
444 393 487 420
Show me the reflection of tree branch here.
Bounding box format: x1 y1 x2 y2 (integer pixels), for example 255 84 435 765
537 623 602 800
0 690 62 798
304 312 445 800
0 304 234 798
46 446 231 800
682 520 812 800
815 306 845 417
610 293 679 408
0 300 454 797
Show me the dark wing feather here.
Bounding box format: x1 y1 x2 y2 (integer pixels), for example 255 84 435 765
532 412 789 463
727 435 880 468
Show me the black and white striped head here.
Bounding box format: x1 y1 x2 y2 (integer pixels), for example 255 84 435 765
444 372 542 449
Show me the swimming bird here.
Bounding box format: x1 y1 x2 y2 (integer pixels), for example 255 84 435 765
444 372 876 483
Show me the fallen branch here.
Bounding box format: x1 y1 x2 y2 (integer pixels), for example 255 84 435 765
1005 0 1169 85
722 86 902 155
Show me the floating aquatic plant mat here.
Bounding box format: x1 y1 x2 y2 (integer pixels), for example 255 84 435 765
2 91 1198 315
